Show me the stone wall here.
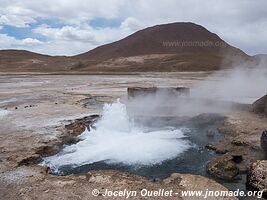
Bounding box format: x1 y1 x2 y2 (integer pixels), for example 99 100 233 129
127 87 190 98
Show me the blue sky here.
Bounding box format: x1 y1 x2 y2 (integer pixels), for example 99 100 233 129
90 18 122 28
1 17 121 40
0 0 267 55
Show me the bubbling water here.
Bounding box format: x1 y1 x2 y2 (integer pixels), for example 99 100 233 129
43 100 191 172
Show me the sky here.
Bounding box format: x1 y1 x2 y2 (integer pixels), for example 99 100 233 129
0 0 267 56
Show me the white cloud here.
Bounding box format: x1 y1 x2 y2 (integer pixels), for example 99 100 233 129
30 24 132 55
21 38 43 46
0 14 35 27
34 25 96 43
0 34 17 48
0 0 126 25
0 33 43 49
120 17 145 32
25 40 97 56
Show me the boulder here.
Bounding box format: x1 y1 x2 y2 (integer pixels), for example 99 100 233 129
207 154 239 180
247 160 267 197
261 130 267 154
252 94 267 116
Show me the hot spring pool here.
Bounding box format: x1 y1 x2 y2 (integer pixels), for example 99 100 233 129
41 100 246 191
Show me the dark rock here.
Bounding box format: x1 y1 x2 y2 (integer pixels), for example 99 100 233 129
45 166 51 174
215 148 228 154
231 154 243 164
207 153 239 180
18 154 41 166
206 129 215 137
261 130 267 154
247 160 267 197
252 94 267 116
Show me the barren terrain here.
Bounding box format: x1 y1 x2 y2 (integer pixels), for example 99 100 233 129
0 72 266 200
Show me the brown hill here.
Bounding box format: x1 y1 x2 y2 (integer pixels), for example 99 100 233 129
74 22 250 72
0 22 251 73
77 22 244 59
0 50 75 73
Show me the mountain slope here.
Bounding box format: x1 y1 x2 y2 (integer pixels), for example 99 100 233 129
0 22 251 73
74 22 249 72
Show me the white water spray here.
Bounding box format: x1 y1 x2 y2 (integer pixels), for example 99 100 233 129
43 100 191 171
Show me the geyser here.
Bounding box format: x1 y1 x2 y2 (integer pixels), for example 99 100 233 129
42 100 191 174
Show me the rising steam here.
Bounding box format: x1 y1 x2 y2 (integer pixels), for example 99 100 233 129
125 57 267 117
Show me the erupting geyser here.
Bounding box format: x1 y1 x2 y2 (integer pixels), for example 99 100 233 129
42 100 191 174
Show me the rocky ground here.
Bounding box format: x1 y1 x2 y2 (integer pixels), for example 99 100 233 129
206 111 267 197
0 73 266 199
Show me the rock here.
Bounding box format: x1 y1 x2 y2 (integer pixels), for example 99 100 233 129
206 129 215 137
252 94 267 116
35 143 60 156
261 130 267 154
205 143 229 154
207 154 239 180
206 144 217 151
231 154 243 164
215 148 228 154
18 154 41 166
45 167 51 174
65 115 99 136
231 137 249 146
247 160 267 197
